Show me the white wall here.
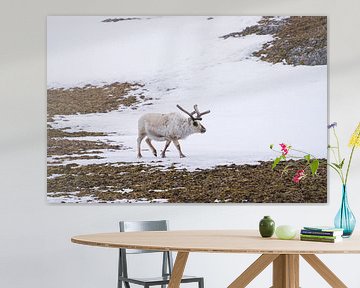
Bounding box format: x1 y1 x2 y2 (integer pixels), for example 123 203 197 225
1 0 360 287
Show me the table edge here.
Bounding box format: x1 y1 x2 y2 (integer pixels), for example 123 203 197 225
71 235 360 255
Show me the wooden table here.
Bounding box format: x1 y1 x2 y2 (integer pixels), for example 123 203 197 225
71 230 360 288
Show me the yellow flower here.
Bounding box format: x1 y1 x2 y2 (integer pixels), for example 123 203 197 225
349 122 360 147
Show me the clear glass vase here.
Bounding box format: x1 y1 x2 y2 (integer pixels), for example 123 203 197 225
334 185 356 237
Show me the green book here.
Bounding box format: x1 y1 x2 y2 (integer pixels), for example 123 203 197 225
300 236 342 243
300 234 340 240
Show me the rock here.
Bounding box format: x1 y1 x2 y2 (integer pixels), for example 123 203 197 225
221 16 327 66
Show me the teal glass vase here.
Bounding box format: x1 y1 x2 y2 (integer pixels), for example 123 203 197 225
334 185 356 237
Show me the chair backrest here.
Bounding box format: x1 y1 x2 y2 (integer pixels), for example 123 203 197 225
119 220 169 254
118 220 174 283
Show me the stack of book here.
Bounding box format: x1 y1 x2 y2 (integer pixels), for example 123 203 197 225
300 226 344 243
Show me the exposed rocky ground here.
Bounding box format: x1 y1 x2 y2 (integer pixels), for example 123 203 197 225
47 159 327 203
221 16 327 66
47 126 123 164
47 82 148 122
47 82 147 164
102 17 142 23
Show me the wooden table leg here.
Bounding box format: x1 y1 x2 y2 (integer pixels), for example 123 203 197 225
228 254 279 288
229 253 347 288
168 252 189 288
301 254 347 288
272 254 299 288
288 255 299 288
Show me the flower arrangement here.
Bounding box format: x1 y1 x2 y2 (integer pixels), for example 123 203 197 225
270 122 360 184
330 122 360 237
328 122 360 185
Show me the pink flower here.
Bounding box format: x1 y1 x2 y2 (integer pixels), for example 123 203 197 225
279 143 289 156
293 169 306 183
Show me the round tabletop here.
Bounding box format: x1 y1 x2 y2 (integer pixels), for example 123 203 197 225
71 230 360 254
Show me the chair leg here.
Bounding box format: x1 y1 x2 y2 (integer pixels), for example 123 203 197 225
118 279 130 288
199 278 204 288
118 249 122 288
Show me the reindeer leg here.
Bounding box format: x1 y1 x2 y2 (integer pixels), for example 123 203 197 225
145 138 157 157
137 133 146 158
161 140 171 158
173 139 186 158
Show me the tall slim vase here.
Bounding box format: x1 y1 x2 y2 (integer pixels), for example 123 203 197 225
334 185 356 237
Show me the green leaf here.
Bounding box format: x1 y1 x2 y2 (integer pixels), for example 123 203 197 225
328 163 341 172
270 144 274 149
332 162 342 169
304 154 311 163
339 159 345 169
310 159 319 176
272 156 282 169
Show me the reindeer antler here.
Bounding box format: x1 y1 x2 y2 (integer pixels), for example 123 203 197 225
176 105 197 120
176 104 210 121
193 105 210 119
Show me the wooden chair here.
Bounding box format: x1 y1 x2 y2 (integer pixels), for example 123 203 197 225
118 220 204 288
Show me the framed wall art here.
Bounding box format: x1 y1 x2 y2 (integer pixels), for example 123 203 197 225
47 16 327 203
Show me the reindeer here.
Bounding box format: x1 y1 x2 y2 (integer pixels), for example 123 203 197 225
137 104 210 158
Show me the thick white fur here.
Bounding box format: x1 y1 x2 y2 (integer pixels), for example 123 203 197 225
139 113 202 141
137 112 205 158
